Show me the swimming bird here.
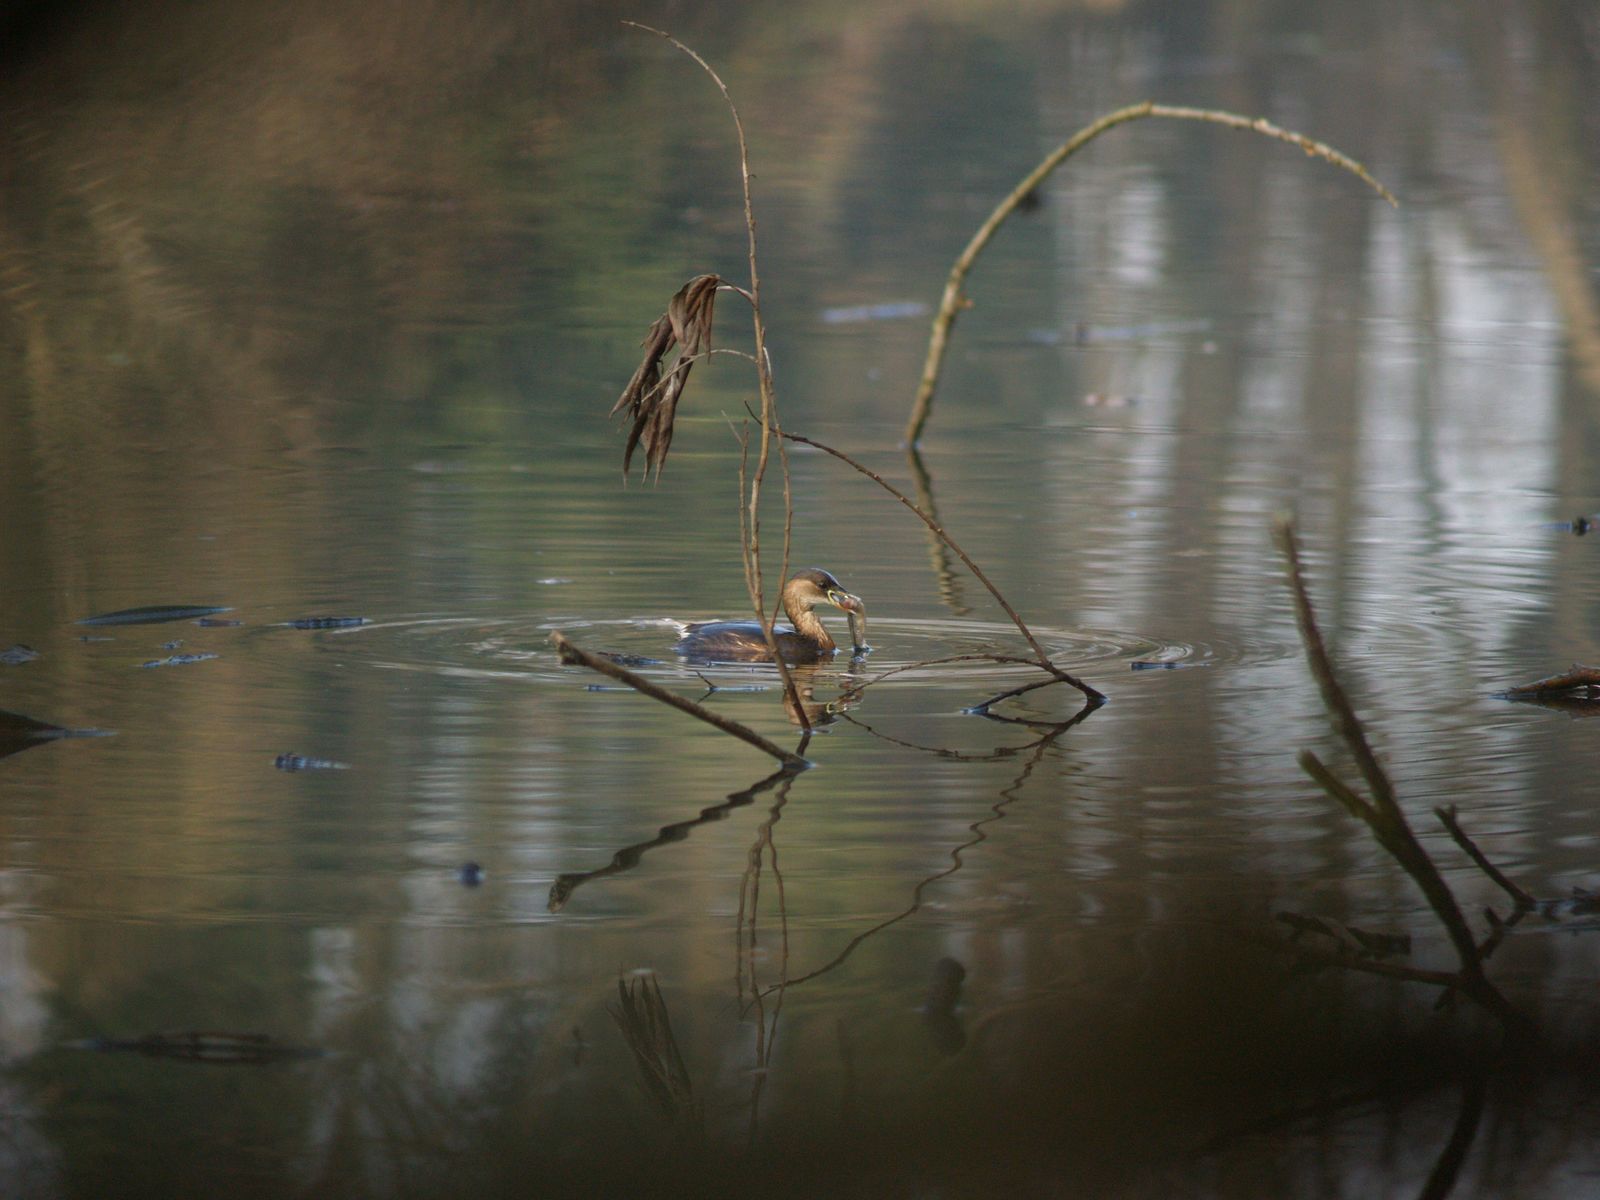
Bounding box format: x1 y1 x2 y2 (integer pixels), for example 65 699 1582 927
675 568 863 663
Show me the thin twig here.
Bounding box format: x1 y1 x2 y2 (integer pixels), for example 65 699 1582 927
551 631 807 768
762 733 1056 997
779 428 1105 705
1435 805 1538 910
907 102 1397 445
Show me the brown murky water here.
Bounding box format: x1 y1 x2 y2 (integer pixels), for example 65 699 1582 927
3 2 1600 1196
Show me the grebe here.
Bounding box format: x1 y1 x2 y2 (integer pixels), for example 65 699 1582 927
675 568 863 663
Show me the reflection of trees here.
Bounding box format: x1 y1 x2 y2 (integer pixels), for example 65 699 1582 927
6 2 1600 1194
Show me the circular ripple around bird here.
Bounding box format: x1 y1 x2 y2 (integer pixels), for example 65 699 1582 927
307 613 1294 692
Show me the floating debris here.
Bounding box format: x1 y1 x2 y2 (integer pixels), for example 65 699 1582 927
458 861 484 887
0 644 39 665
77 605 233 627
537 578 573 586
819 300 930 325
64 1031 322 1064
0 710 113 760
139 653 219 669
1130 659 1197 671
274 753 348 772
159 639 183 651
285 617 369 630
1504 664 1600 701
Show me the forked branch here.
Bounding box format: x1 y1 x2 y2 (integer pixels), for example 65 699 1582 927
1274 516 1530 1036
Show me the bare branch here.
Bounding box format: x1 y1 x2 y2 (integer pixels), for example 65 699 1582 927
551 631 807 768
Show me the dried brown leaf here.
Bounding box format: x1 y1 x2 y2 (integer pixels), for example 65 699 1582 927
612 274 721 480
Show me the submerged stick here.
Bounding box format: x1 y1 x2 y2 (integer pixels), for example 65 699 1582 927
906 102 1398 445
551 632 808 768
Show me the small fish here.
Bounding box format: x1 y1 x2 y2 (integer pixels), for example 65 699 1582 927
78 605 233 627
0 644 39 665
1130 660 1189 671
846 602 869 654
285 617 369 630
196 617 243 628
458 861 484 887
139 653 219 669
159 639 183 651
274 753 348 772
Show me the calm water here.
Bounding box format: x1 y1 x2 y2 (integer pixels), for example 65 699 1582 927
4 2 1600 1196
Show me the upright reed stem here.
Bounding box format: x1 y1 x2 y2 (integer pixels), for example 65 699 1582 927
625 21 808 726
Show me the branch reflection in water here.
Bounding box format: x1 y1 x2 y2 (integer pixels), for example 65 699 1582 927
736 768 797 1147
764 703 1093 997
548 761 805 913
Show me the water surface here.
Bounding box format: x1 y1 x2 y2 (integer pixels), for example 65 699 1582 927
3 2 1600 1196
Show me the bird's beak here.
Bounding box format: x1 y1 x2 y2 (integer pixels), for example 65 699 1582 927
829 590 864 614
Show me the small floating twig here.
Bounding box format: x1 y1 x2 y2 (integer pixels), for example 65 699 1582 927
285 617 369 630
551 631 807 769
1504 663 1600 700
77 605 232 627
139 653 218 669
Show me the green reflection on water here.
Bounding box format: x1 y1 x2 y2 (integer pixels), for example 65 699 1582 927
4 0 1600 1195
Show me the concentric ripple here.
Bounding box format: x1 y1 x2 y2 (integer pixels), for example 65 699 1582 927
303 612 1293 693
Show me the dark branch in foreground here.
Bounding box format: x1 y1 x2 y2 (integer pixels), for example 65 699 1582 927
1274 516 1532 1037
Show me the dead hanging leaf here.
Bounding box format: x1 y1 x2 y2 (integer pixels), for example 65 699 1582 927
610 274 722 480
